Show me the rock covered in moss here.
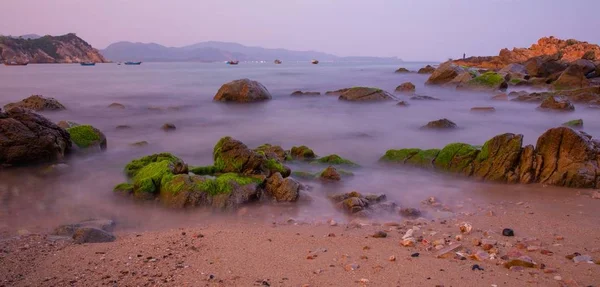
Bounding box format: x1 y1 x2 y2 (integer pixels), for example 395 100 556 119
254 144 288 162
538 96 575 111
290 145 316 160
264 172 300 202
563 119 583 128
410 95 440 101
315 154 358 166
214 136 289 177
320 166 341 181
395 82 416 93
0 107 71 166
462 71 508 91
338 87 395 102
66 124 107 151
213 79 272 103
380 127 600 189
4 95 66 111
421 118 457 130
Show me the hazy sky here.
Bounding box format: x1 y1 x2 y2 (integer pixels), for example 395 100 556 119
1 0 599 61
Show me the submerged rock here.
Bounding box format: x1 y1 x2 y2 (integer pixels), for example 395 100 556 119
107 102 125 109
421 118 457 130
418 65 436 74
562 119 583 128
291 91 321 96
395 82 416 93
380 127 600 189
338 87 395 101
4 95 66 111
213 79 272 103
410 95 440 101
538 96 575 111
161 123 176 131
315 154 358 166
0 107 71 166
470 107 496 112
395 67 410 73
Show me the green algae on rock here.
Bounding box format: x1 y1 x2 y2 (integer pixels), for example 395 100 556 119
290 145 316 160
379 127 600 189
315 154 358 166
562 119 583 128
464 71 507 90
67 124 107 150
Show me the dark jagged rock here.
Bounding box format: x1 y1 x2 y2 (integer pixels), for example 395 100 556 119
338 87 395 101
524 55 568 78
538 96 575 111
395 82 416 93
4 95 66 111
0 107 71 166
379 127 600 189
213 79 272 103
421 118 457 130
418 65 436 74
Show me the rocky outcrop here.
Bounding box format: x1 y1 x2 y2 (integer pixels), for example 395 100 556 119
114 137 295 209
453 37 600 69
4 95 66 111
511 87 600 104
425 61 466 85
538 96 575 111
0 107 71 166
421 119 457 130
213 79 272 103
418 65 436 74
338 87 395 101
395 82 415 93
0 33 107 64
380 127 600 189
553 59 596 90
53 219 116 244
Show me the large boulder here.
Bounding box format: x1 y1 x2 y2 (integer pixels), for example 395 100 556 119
421 118 457 130
538 96 575 111
3 95 66 111
264 172 300 202
213 79 272 103
0 107 71 166
418 65 436 74
552 60 595 90
535 127 599 188
338 87 395 101
425 61 466 85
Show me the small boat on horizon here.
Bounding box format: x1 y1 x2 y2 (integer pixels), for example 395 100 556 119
226 60 239 65
311 59 319 64
80 62 95 66
4 61 29 66
274 59 282 64
124 61 142 65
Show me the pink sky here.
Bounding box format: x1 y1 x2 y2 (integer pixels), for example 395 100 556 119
1 0 599 61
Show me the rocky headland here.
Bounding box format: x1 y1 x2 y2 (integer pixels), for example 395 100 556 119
0 33 107 63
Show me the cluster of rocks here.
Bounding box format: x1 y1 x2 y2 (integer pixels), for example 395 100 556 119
510 86 600 108
113 138 360 210
0 95 108 167
427 37 600 92
394 65 436 74
381 127 600 189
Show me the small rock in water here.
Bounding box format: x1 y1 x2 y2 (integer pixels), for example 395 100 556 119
372 231 387 238
397 101 409 106
459 222 472 234
502 228 515 237
130 141 148 147
470 106 496 112
471 264 484 271
162 123 176 131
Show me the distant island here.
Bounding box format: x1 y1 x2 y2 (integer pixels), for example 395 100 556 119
100 41 403 63
0 33 107 64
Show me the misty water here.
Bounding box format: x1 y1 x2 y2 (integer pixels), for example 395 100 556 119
1 62 598 235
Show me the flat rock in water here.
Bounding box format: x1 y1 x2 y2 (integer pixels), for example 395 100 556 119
291 91 320 96
538 96 575 111
471 107 496 112
4 95 66 111
421 118 457 130
338 87 395 101
410 95 440 101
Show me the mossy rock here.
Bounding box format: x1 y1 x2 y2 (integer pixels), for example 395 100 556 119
131 160 175 198
213 136 274 176
562 119 583 128
509 78 524 85
189 165 220 175
467 72 506 89
124 153 181 177
472 134 523 182
113 182 133 196
195 173 263 196
314 154 358 166
379 148 421 163
290 145 316 160
405 149 440 167
67 125 107 151
265 158 291 177
433 143 480 174
254 144 288 162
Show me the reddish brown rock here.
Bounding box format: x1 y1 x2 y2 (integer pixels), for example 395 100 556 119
214 79 272 103
395 82 416 93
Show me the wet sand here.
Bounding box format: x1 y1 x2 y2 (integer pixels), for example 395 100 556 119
2 188 599 287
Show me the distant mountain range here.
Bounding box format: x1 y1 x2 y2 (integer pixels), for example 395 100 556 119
101 41 403 63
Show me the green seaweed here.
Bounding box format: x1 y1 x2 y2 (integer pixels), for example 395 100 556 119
405 149 440 167
468 72 504 87
379 148 421 163
315 154 358 166
434 143 479 172
160 174 188 195
265 158 287 174
67 125 100 148
124 153 180 177
189 165 220 175
290 145 316 159
509 78 523 85
196 173 262 196
113 182 133 194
